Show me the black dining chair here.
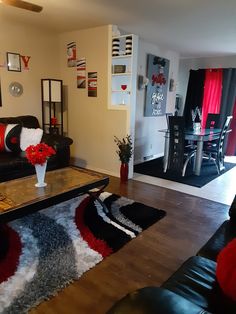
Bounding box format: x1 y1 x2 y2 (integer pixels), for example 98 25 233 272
204 113 220 150
205 113 220 129
203 115 233 174
165 113 173 129
167 116 196 176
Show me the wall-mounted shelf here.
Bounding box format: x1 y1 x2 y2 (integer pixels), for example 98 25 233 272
112 55 132 59
112 90 131 93
109 33 138 108
112 72 131 76
41 79 63 136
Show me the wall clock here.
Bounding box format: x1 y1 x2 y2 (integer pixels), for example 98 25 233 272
9 82 23 97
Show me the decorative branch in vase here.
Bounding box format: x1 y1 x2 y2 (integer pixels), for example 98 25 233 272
114 135 133 182
191 106 202 133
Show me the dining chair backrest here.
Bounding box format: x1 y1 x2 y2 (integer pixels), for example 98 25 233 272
168 116 185 174
205 113 220 129
166 113 173 129
217 115 233 153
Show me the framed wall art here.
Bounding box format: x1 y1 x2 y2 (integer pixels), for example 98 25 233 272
67 42 76 67
7 52 21 72
88 72 97 97
144 54 169 117
77 57 86 88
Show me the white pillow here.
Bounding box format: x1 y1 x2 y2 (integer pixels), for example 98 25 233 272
20 127 43 151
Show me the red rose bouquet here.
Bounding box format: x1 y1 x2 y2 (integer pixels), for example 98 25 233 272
25 143 56 166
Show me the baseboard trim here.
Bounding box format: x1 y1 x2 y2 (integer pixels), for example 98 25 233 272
70 158 119 178
134 153 163 165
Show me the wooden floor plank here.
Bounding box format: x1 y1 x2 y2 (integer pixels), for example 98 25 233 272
30 176 229 314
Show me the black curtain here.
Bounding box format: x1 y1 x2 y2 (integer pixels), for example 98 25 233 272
219 68 236 155
219 68 236 127
183 69 205 128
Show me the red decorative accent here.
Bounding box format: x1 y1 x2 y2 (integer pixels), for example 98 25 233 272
152 73 166 86
21 55 31 69
120 163 128 182
10 136 18 144
201 69 223 128
51 117 57 125
25 142 56 166
216 238 236 301
75 196 113 257
0 225 22 284
0 124 6 151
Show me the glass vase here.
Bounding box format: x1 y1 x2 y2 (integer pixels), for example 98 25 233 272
35 161 47 187
120 163 128 182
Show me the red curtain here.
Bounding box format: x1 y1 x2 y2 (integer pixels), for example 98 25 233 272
201 69 223 128
226 100 236 156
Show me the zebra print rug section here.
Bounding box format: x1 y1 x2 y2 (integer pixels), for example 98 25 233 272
0 192 166 313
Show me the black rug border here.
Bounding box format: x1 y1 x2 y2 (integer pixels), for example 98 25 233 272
134 157 236 188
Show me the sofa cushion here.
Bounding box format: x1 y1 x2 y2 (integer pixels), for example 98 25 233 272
162 256 236 313
0 115 40 129
0 153 29 171
197 220 236 261
229 195 236 223
106 286 210 314
41 133 73 150
0 124 22 153
20 127 43 151
216 238 236 302
162 256 216 311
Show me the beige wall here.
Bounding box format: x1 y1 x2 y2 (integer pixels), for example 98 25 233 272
0 17 60 123
59 25 128 176
0 19 179 177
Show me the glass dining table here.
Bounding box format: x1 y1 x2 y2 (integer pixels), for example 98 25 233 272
160 128 222 176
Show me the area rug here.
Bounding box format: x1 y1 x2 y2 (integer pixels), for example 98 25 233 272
134 157 236 188
0 192 166 313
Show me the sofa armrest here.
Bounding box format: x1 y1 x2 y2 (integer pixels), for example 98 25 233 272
106 287 210 314
41 134 73 151
229 195 236 222
197 220 236 261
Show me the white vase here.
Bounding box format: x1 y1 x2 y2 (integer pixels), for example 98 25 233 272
34 161 47 187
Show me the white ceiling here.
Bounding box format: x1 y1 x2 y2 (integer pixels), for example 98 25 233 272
1 0 236 58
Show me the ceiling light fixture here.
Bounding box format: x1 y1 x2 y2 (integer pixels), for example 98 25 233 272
1 0 43 13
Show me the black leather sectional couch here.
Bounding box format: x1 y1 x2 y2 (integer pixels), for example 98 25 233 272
107 196 236 314
0 115 73 182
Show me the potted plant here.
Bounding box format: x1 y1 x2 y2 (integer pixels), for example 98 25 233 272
114 135 133 182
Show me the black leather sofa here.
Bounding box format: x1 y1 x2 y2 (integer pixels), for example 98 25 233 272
0 115 73 182
107 195 236 314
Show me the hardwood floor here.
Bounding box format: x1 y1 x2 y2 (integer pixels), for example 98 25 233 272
31 176 229 314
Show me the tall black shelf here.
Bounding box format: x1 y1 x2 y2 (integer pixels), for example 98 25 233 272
41 79 63 136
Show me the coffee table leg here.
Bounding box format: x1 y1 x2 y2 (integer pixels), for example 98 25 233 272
0 224 9 260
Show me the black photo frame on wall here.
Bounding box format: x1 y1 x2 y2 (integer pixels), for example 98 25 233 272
7 52 21 72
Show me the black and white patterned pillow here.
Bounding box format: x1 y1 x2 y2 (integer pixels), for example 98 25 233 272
0 124 22 153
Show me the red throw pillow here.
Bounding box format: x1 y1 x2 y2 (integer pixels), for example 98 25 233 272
216 238 236 301
0 124 22 153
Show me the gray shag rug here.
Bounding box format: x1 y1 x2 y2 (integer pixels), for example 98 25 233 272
0 192 166 313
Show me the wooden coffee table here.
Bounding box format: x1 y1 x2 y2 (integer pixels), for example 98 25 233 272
0 166 109 223
0 167 109 259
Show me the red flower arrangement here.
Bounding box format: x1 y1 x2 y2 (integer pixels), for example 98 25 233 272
25 143 56 166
